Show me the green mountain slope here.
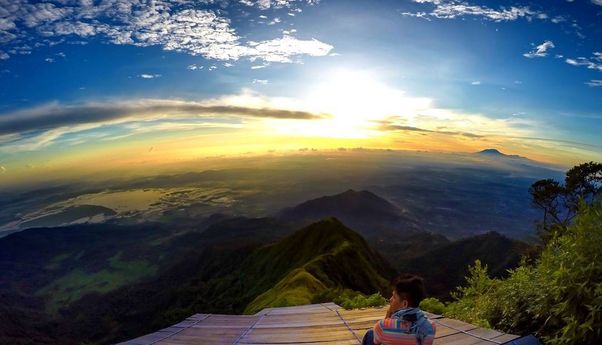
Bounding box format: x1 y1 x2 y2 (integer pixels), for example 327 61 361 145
0 216 295 345
38 217 394 344
242 217 395 314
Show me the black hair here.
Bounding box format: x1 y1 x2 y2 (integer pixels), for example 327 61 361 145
391 273 426 307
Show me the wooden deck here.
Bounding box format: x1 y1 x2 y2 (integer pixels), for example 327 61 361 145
117 303 520 345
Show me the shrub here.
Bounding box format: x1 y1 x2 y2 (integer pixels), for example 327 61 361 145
335 291 387 310
419 297 446 315
444 201 602 345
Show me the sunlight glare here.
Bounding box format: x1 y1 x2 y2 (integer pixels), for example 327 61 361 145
268 69 432 139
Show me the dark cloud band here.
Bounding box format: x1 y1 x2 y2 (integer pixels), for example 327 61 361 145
380 121 602 150
379 122 483 138
0 101 328 135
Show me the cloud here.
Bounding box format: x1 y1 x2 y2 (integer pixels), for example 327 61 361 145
187 64 203 70
0 51 9 60
586 80 602 87
379 119 602 152
378 121 483 138
44 57 55 63
0 0 332 65
523 40 555 58
253 79 268 84
247 35 333 63
400 11 432 21
408 0 545 22
565 52 602 72
593 0 602 6
0 99 329 136
138 74 161 79
471 81 481 85
564 53 602 72
0 166 5 173
239 0 318 10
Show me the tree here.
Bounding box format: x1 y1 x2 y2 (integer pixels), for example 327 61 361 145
530 162 602 241
528 179 565 240
564 162 602 212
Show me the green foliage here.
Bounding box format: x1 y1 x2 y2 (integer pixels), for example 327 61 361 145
530 161 602 241
441 201 602 345
536 200 602 345
335 291 387 310
419 297 446 315
444 260 496 328
37 252 157 314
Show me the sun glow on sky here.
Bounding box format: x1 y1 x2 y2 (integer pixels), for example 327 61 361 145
0 0 600 187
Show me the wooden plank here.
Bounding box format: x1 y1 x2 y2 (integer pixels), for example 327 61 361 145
244 325 352 333
240 340 360 345
434 332 490 345
341 316 381 323
116 340 153 345
241 324 356 343
240 332 358 343
490 333 520 343
347 321 456 340
267 308 334 315
118 303 519 345
158 340 240 345
155 330 249 344
185 313 210 320
120 330 177 345
171 320 200 328
435 318 480 332
190 317 259 328
466 327 504 340
254 321 347 328
432 325 462 338
469 341 502 345
178 328 251 335
258 314 341 322
243 329 357 338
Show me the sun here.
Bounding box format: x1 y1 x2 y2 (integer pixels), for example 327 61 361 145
307 70 404 123
265 69 430 139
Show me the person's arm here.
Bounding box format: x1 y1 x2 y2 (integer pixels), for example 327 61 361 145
372 320 384 345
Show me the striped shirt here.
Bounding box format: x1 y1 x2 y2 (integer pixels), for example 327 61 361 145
372 308 436 345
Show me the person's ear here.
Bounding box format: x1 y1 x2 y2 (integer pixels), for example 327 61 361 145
400 299 409 308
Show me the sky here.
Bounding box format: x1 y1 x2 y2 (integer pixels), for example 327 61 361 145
0 0 601 186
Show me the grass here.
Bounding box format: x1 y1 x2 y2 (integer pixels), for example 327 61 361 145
244 268 328 314
38 251 157 314
45 253 71 270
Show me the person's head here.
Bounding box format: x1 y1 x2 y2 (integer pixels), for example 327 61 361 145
389 273 426 311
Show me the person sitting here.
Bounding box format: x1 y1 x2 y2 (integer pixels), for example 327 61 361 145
362 273 436 345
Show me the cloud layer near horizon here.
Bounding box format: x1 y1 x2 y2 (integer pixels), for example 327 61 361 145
0 99 329 136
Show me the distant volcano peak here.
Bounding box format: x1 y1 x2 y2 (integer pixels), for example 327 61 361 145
476 148 525 159
477 148 505 155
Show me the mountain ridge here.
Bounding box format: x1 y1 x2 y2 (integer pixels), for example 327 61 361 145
278 189 420 236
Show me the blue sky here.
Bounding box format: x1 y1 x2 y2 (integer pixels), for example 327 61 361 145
0 0 601 183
